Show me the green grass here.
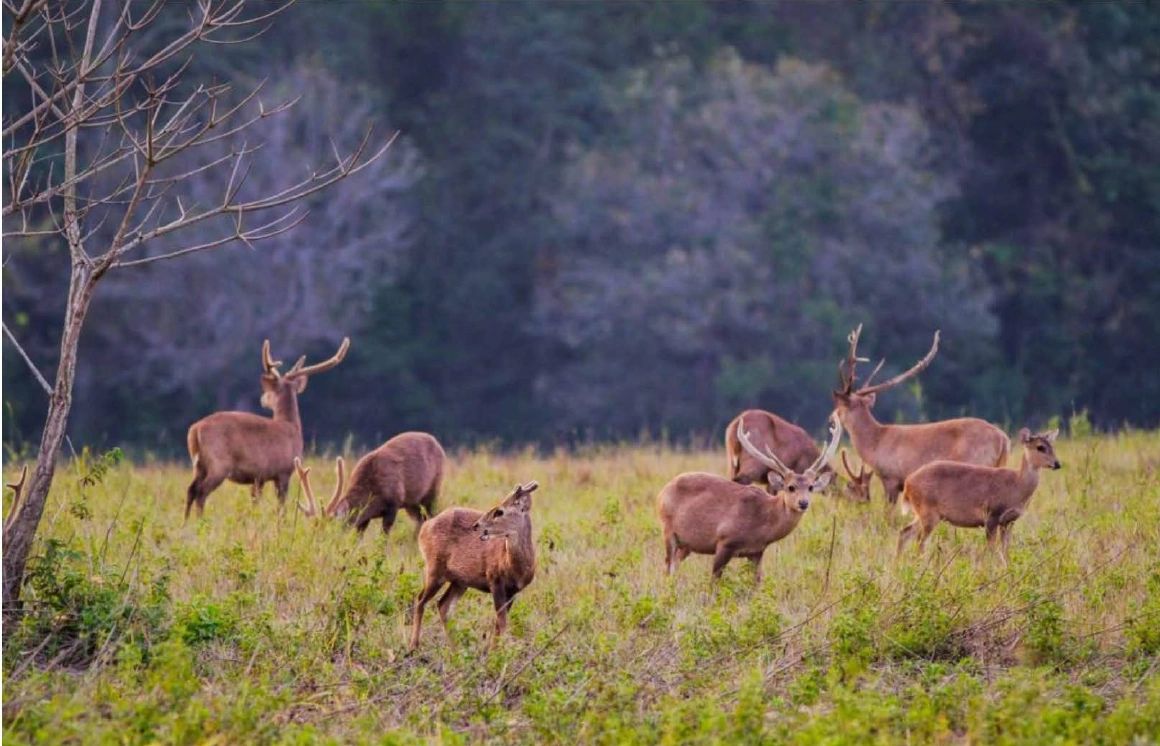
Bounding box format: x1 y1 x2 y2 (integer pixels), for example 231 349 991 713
4 432 1160 744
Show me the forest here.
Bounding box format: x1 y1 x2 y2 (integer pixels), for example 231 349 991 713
4 1 1159 452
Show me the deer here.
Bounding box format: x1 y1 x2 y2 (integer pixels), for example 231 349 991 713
657 413 842 584
724 409 834 488
840 449 873 503
832 325 1010 507
410 481 540 651
293 431 445 535
184 337 349 521
897 428 1061 564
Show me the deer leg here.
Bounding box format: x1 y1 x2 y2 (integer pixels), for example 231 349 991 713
711 542 738 581
250 482 263 504
897 520 919 557
747 551 765 586
437 582 467 639
663 530 677 574
985 512 1002 558
915 518 936 554
404 505 425 538
274 474 291 512
998 524 1013 566
883 477 903 505
380 504 399 536
489 586 511 649
410 576 445 651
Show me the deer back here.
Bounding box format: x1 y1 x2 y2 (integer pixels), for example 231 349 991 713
189 411 301 479
658 472 790 554
342 431 445 513
727 410 821 479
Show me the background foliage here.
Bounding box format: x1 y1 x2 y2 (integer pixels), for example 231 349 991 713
4 1 1158 451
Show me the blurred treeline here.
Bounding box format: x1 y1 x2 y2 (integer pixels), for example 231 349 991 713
3 1 1158 453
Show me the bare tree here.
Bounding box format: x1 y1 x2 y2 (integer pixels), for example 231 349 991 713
1 0 396 607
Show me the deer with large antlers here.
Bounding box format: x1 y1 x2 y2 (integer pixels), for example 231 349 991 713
898 428 1061 564
410 481 540 650
833 325 1009 507
725 410 834 487
294 432 445 535
184 337 349 520
657 414 842 584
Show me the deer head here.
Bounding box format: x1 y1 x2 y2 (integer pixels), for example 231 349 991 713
832 324 939 416
293 456 347 518
840 449 872 502
1018 428 1062 470
260 337 350 411
474 481 539 541
737 413 842 512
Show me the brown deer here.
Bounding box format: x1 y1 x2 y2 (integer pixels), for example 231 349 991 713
657 414 842 584
840 449 873 503
833 325 1010 506
897 428 1061 564
294 432 445 535
410 481 540 651
724 409 834 487
184 337 349 520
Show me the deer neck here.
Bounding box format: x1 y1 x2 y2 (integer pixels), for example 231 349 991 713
273 388 302 429
500 523 536 582
1016 453 1041 503
843 406 883 459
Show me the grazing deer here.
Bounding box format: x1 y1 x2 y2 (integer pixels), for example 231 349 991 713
725 409 833 487
294 432 445 535
833 325 1009 506
657 414 842 584
897 428 1061 564
184 337 349 520
840 449 873 503
410 481 540 651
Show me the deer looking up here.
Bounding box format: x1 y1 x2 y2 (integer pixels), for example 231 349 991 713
410 481 540 651
184 337 349 520
724 410 834 488
832 325 1009 507
657 414 842 585
898 428 1061 564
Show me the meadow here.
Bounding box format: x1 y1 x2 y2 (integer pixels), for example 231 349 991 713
3 428 1159 744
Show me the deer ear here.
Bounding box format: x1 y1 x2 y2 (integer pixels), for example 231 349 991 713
812 471 833 492
1042 428 1059 443
1018 427 1031 443
294 376 308 393
767 475 785 494
864 392 876 407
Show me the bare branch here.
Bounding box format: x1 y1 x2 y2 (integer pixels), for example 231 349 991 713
1 322 53 395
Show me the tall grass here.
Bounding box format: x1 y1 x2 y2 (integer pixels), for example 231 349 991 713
3 432 1159 743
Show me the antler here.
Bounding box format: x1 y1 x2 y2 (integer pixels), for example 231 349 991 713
294 458 317 517
841 448 867 480
806 412 843 476
284 337 350 379
520 481 539 493
736 426 792 479
4 464 29 534
856 331 939 395
838 324 869 394
262 339 284 378
322 457 347 516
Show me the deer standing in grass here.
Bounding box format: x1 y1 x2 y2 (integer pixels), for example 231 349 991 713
832 325 1010 507
184 338 349 520
410 481 540 651
294 432 445 535
725 410 834 487
897 428 1061 564
658 414 842 584
840 449 873 503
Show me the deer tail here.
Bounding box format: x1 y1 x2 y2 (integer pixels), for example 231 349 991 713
187 425 200 468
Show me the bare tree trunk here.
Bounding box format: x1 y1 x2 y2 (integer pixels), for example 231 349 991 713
2 265 96 608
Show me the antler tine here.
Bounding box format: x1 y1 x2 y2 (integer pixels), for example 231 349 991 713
262 339 284 377
522 481 540 493
4 464 29 533
737 426 792 478
322 457 347 517
839 324 868 393
285 337 350 379
287 355 307 376
840 449 858 480
857 330 940 396
861 358 886 388
293 457 317 517
807 413 843 476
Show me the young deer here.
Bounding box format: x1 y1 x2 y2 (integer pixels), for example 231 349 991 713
657 414 842 584
833 325 1010 506
184 338 349 520
724 409 833 487
897 428 1061 564
840 449 873 503
294 432 444 535
410 481 540 651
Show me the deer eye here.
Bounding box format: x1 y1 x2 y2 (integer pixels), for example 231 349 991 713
787 485 796 493
493 508 504 517
1036 445 1047 452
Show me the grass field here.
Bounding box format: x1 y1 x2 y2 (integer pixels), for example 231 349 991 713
3 430 1160 744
